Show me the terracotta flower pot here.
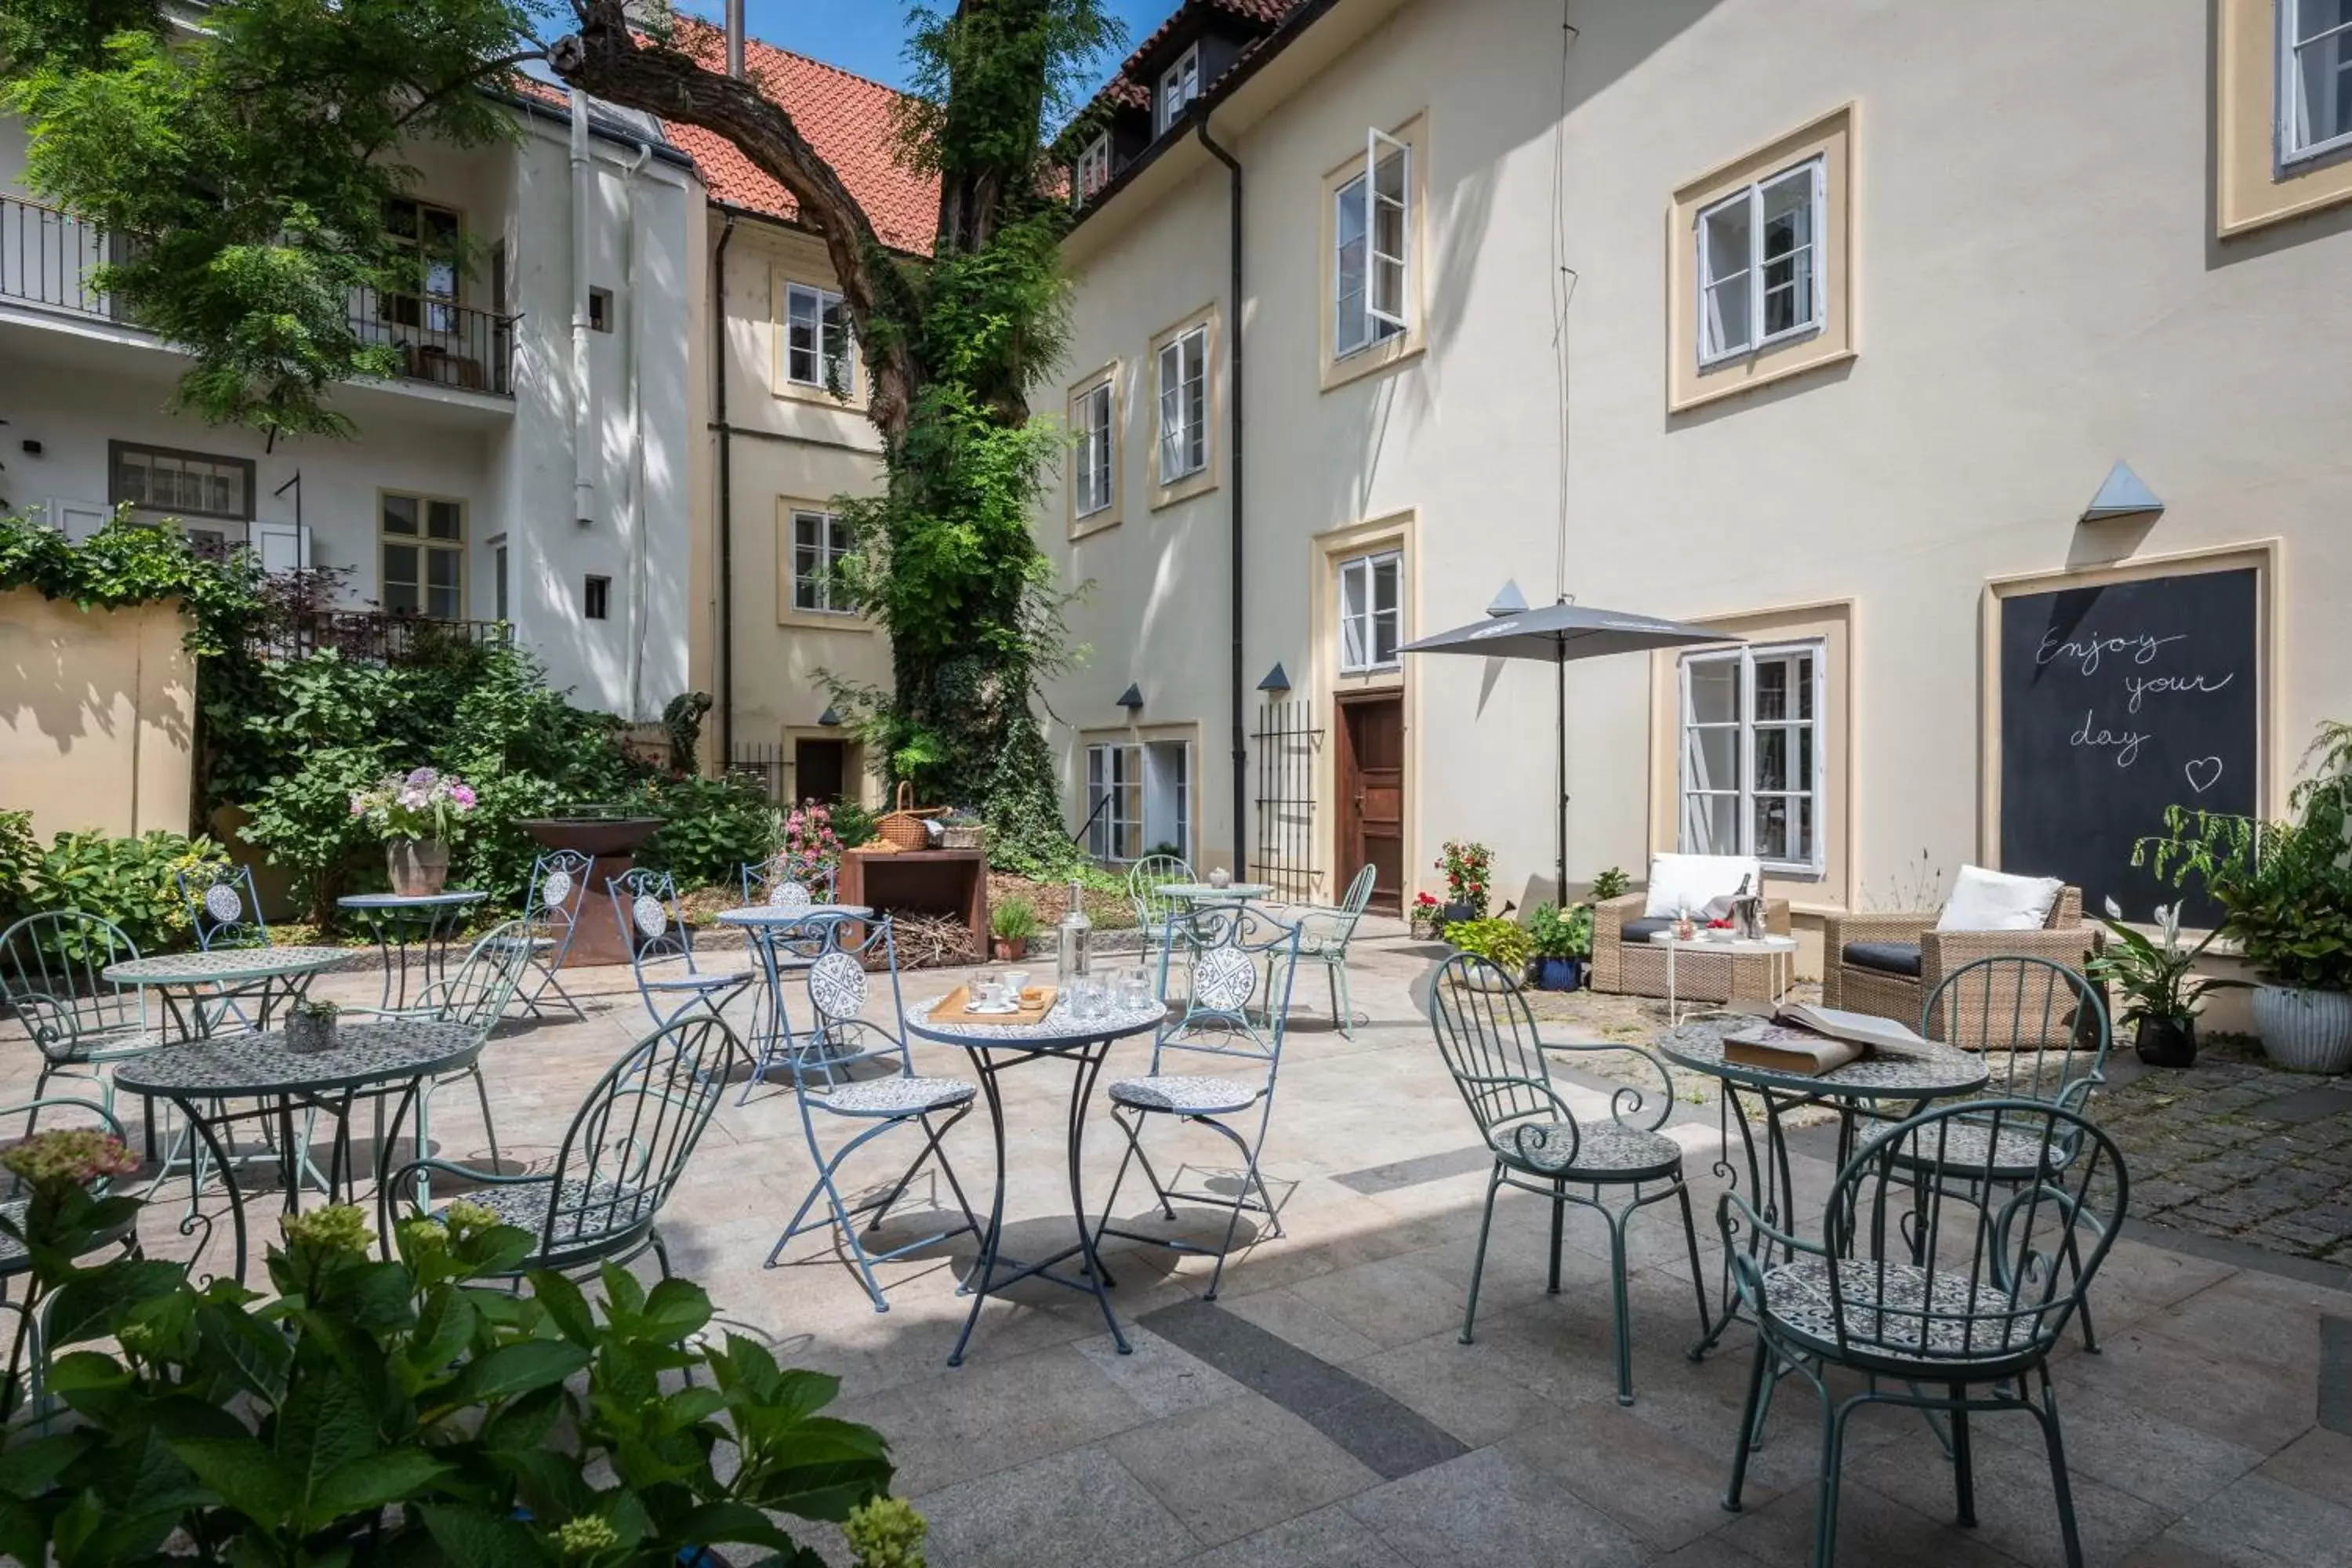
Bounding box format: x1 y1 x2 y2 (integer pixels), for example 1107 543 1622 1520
991 936 1029 962
387 838 451 897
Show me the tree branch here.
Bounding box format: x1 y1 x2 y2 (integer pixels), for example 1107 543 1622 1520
389 49 554 133
548 2 919 445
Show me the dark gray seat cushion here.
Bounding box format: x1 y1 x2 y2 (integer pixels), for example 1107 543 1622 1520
1621 916 1674 944
1842 942 1922 978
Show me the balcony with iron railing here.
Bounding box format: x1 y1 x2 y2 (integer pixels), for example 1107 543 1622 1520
1 194 516 397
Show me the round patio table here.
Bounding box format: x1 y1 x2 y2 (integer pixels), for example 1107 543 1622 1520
1661 1017 1988 1359
114 1019 477 1286
908 994 1168 1367
102 946 350 1042
717 906 877 1092
337 891 488 1011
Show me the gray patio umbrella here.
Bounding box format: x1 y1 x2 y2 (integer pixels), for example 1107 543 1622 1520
1399 594 1737 902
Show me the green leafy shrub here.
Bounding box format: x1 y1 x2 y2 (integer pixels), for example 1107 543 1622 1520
0 1178 916 1565
1589 865 1632 902
1445 916 1533 977
0 810 40 925
0 509 267 659
637 775 781 891
1526 902 1593 960
239 744 392 920
829 797 879 850
20 829 230 954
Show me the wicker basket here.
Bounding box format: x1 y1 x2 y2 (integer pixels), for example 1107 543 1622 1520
875 782 944 851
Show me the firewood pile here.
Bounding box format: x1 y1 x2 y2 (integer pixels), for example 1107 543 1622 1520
880 909 975 969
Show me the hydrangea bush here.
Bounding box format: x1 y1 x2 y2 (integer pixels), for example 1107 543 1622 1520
349 767 479 843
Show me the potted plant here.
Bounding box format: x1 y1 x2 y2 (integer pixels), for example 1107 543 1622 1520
350 766 477 897
1444 916 1533 989
991 896 1040 961
1438 840 1494 925
1409 891 1443 940
1589 865 1631 902
2140 721 2352 1072
1526 902 1593 992
2087 899 2242 1067
285 996 341 1054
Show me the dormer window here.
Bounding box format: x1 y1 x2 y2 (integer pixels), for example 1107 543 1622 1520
1076 134 1112 201
1157 45 1200 133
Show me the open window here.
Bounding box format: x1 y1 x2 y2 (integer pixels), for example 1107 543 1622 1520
1323 116 1425 388
1086 739 1191 862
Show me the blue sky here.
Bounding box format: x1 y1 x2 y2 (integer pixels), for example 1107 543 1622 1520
672 1 1176 96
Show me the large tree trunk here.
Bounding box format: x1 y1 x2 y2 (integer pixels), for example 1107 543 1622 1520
549 2 920 445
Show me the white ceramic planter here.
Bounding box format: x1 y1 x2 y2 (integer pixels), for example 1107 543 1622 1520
2250 984 2352 1074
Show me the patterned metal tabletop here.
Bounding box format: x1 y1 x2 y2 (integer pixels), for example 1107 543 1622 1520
713 905 873 925
102 946 352 986
908 996 1167 1050
1659 1017 1989 1102
336 892 488 909
114 1019 480 1096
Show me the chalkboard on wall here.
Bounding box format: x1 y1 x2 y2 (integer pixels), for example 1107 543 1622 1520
1996 565 2259 930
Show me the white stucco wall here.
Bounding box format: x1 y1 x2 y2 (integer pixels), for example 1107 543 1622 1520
1041 0 2352 919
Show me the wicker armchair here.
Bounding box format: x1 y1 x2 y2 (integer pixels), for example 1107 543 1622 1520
1823 886 2100 1046
1591 894 1791 1006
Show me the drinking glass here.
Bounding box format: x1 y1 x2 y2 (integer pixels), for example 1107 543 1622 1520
1120 967 1152 1011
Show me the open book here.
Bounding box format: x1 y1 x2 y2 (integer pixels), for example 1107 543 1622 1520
1723 1004 1935 1075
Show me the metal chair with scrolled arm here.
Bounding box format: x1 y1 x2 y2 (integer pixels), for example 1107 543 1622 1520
1719 1099 2126 1568
1127 853 1196 964
1288 862 1377 1037
1428 952 1708 1406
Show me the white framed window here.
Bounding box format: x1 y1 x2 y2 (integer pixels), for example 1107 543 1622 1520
1337 550 1402 674
1075 379 1114 517
109 441 253 522
789 507 855 614
784 281 853 394
2281 0 2352 163
1678 641 1824 873
380 492 465 620
1695 157 1824 366
1156 324 1209 482
1334 129 1410 358
1157 45 1200 134
1087 739 1190 862
1076 134 1112 201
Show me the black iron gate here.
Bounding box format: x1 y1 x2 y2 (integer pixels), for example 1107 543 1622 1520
1250 696 1322 902
726 742 785 801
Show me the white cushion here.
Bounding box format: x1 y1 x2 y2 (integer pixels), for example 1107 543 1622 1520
1936 866 2063 932
1643 853 1763 921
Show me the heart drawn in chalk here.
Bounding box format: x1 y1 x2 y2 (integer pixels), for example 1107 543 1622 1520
2183 756 2223 795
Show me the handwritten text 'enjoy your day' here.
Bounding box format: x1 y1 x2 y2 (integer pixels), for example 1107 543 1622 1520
2038 628 2234 780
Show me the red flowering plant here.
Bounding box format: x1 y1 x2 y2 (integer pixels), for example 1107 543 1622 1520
1409 891 1443 939
1438 840 1494 920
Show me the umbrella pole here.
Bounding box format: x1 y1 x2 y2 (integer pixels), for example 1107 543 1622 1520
1555 642 1567 902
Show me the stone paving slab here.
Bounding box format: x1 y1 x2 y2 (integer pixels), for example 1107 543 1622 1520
2 924 2350 1564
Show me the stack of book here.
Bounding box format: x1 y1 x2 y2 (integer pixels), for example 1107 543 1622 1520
1722 1003 1935 1075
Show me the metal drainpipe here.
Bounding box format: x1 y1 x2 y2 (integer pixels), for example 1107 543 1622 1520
619 140 652 721
568 91 595 528
1196 114 1246 878
713 212 739 763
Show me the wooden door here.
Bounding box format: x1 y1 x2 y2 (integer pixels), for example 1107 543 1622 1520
1336 695 1404 915
794 739 846 804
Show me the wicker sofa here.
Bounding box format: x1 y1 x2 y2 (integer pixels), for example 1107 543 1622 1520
1592 893 1793 1006
1823 885 2100 1046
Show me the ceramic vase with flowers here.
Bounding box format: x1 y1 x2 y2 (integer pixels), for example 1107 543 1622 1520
350 768 478 897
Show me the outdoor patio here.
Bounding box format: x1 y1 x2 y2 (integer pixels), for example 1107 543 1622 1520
5 921 2345 1568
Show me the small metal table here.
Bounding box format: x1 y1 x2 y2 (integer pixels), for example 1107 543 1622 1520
102 946 350 1042
337 891 488 1010
114 1020 478 1285
1661 1018 1988 1358
1158 882 1275 905
908 996 1167 1367
717 906 877 1092
1649 931 1798 1026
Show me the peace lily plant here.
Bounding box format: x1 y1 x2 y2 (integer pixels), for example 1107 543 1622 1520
2088 897 2244 1067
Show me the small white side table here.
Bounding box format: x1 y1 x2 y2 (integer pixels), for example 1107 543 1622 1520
1648 931 1799 1026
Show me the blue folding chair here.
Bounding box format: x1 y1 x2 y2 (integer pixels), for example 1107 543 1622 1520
1093 902 1303 1299
605 869 752 1029
764 916 980 1311
517 848 591 1019
177 864 270 951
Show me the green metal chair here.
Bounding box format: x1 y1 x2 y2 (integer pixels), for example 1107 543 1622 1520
1127 853 1196 964
1428 953 1708 1406
1290 862 1377 1037
0 913 165 1122
346 919 535 1182
1721 1100 2125 1567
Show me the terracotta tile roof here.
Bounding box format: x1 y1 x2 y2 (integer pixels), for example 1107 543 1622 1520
662 19 938 256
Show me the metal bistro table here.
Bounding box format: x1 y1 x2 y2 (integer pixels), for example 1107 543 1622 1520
102 946 350 1043
1158 882 1275 906
337 891 488 1010
908 994 1167 1367
1661 1016 1988 1359
716 905 874 1094
112 1020 478 1285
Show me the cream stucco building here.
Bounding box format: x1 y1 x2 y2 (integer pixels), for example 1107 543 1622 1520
1040 0 2352 953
